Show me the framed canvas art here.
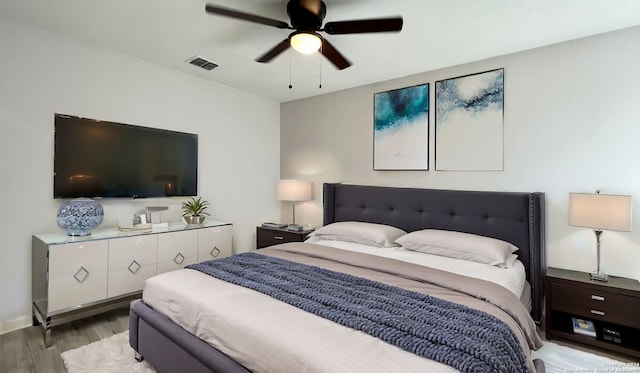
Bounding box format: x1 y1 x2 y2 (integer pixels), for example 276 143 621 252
373 83 429 170
435 69 504 171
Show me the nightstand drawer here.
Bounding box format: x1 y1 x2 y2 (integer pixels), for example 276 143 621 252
256 226 313 249
258 229 303 245
551 282 640 329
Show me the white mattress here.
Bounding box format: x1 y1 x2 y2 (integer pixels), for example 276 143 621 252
308 239 527 298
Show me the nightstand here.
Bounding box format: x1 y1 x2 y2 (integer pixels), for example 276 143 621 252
256 226 314 249
545 267 640 358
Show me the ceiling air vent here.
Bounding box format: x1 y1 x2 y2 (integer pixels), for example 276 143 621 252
186 55 218 71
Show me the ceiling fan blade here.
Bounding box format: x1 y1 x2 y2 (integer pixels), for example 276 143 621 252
256 39 291 63
205 4 290 29
320 38 351 70
324 17 403 34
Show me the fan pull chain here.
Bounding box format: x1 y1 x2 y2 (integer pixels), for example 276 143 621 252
288 51 293 89
318 43 323 89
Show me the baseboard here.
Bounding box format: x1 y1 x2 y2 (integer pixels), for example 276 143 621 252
0 314 31 335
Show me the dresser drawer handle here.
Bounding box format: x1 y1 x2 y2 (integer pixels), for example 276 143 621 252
590 310 605 316
173 253 185 265
74 266 89 283
128 260 141 274
274 236 284 240
210 246 221 258
591 295 605 301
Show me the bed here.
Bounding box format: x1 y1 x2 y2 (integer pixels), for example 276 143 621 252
129 183 546 372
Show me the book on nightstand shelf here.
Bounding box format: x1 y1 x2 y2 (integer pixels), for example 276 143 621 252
261 222 288 229
572 317 596 338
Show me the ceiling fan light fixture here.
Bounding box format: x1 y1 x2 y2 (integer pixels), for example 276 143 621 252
290 32 322 54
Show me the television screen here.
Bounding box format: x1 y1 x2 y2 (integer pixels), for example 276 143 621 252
54 114 198 198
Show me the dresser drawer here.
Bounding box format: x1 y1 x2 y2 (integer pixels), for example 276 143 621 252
198 225 233 261
108 235 157 298
157 230 198 274
49 240 108 281
107 265 157 298
49 271 108 312
551 282 640 329
158 230 198 263
108 235 158 269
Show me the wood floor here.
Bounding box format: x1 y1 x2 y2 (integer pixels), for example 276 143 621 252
1 307 636 372
0 307 129 373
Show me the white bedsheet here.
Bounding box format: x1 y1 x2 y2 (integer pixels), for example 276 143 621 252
144 268 458 373
307 239 527 297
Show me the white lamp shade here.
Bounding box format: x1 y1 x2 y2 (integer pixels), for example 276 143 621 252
277 179 312 202
569 193 633 231
290 32 322 54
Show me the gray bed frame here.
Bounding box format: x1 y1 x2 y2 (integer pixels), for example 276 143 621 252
130 183 546 372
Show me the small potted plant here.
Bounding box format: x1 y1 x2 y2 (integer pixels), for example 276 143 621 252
182 196 210 224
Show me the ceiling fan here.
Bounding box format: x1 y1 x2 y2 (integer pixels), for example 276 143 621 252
205 0 403 70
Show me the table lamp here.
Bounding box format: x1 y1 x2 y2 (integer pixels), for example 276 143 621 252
569 191 632 281
277 179 312 230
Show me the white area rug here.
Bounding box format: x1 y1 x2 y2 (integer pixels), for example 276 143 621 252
61 331 155 373
532 341 639 372
62 331 639 373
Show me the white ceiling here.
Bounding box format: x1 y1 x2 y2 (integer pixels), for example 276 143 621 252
2 0 640 103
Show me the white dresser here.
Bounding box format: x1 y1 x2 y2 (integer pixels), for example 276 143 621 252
32 221 232 346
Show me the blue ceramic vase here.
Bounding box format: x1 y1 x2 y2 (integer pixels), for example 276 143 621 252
57 198 104 236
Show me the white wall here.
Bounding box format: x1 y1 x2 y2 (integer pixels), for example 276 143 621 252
281 26 640 282
0 16 281 332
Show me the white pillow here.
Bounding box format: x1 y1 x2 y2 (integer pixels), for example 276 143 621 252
306 221 407 248
395 229 519 267
500 253 519 269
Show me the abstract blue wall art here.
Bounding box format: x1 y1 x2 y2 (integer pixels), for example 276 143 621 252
374 83 429 170
435 69 504 171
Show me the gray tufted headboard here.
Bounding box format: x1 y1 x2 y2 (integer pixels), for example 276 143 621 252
322 183 546 323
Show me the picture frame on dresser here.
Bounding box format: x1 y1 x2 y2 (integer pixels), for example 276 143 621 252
31 221 232 346
545 267 640 358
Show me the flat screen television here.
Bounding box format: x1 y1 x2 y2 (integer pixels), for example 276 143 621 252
54 114 198 199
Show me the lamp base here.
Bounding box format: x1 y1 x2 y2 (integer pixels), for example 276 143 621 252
590 271 609 282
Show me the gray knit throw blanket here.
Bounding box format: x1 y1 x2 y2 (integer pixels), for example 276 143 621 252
187 253 529 373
